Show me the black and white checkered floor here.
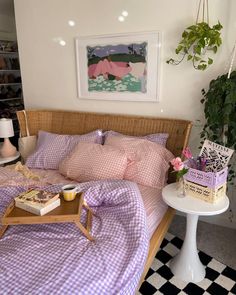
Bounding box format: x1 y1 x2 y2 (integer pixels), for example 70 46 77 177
138 232 236 295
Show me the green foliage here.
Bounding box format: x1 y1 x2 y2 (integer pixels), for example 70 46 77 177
201 71 236 181
167 22 223 70
176 167 189 181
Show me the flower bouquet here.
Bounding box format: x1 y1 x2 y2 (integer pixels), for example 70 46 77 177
170 147 191 197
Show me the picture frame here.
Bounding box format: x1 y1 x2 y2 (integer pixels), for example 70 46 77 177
75 31 161 102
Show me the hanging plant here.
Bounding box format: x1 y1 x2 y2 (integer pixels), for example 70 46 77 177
200 43 236 222
200 70 236 150
167 0 223 70
200 41 236 182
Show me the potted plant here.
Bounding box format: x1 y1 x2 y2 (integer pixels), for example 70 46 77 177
167 21 223 70
200 70 236 180
200 69 236 222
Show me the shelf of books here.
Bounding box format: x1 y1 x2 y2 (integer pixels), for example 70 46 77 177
0 40 24 148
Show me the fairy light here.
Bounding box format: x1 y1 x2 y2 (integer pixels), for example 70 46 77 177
68 20 75 27
59 40 66 46
122 11 128 17
118 16 125 22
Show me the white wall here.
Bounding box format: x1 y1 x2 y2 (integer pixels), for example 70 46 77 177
14 0 236 228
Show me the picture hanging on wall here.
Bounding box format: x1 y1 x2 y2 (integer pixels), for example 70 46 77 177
75 31 161 102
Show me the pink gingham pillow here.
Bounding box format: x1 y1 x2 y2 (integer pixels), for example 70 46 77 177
59 142 128 182
26 130 103 170
103 131 169 146
105 136 174 188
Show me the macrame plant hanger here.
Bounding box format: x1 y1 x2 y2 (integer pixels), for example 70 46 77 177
225 42 236 223
227 41 236 79
196 0 209 24
195 0 211 58
222 41 236 146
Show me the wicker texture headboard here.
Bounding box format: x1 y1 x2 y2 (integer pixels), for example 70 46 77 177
17 110 192 157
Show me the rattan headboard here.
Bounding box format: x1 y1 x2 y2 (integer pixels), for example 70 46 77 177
17 110 192 157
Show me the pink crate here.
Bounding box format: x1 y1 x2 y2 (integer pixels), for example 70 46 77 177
183 166 228 188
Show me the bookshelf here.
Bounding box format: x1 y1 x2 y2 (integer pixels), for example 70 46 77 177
0 40 24 146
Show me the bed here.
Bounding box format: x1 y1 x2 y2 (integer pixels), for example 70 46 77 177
0 110 192 294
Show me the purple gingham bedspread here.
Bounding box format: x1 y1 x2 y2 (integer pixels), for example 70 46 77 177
0 180 149 295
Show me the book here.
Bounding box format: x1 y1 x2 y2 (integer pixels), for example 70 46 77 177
15 189 60 206
14 189 60 216
15 198 60 216
199 139 234 172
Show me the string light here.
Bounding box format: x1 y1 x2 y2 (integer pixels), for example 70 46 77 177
59 40 66 46
122 11 128 17
68 20 75 27
118 16 125 22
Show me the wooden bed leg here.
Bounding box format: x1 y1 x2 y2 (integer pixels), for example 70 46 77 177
0 225 9 239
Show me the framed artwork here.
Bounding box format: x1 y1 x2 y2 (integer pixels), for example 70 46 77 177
75 31 161 102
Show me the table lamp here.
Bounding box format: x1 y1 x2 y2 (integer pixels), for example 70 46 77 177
0 118 17 158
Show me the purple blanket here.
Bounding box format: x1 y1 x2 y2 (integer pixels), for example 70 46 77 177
0 180 149 295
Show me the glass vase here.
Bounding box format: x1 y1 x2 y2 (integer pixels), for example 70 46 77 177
177 177 186 198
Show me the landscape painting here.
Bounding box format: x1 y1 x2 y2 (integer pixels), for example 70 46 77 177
87 42 147 93
75 32 160 101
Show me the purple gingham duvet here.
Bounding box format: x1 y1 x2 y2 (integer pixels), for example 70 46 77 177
0 180 149 295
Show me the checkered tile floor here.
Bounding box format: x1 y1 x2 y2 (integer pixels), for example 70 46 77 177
138 232 236 295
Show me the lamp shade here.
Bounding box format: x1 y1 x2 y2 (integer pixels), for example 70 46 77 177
0 118 14 138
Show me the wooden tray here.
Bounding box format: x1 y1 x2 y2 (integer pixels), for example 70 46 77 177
0 192 94 241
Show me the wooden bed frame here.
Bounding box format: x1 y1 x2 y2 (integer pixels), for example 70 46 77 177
17 109 192 286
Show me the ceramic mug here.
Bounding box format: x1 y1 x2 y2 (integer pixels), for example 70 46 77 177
61 184 81 201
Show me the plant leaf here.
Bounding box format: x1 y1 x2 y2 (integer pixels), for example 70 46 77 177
194 46 202 55
212 46 217 53
208 58 213 65
182 31 188 38
175 45 183 54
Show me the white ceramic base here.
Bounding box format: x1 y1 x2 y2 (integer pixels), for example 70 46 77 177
0 151 20 165
0 138 16 158
170 214 205 283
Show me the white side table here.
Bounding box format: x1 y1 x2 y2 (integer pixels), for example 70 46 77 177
162 183 229 283
0 151 20 166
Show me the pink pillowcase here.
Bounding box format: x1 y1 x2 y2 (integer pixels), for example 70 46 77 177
103 131 169 146
105 136 174 188
26 130 103 170
59 142 128 182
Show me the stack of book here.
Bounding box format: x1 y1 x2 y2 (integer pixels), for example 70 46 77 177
14 189 60 216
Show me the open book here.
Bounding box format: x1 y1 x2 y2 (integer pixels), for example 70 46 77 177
15 189 60 216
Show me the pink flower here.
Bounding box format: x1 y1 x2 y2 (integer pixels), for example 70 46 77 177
182 147 192 159
170 157 184 171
